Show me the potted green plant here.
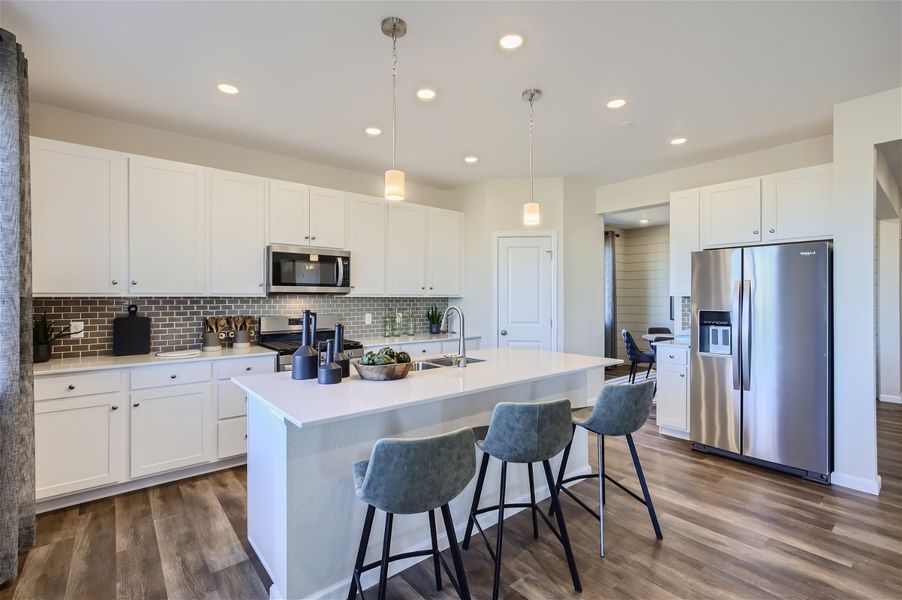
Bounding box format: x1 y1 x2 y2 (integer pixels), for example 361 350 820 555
426 305 443 335
33 312 79 363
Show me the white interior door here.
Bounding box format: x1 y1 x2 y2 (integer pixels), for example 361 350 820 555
497 236 553 350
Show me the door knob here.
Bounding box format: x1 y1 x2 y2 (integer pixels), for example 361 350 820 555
500 330 508 336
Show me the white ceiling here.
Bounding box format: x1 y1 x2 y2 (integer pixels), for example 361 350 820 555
3 1 900 189
604 204 670 228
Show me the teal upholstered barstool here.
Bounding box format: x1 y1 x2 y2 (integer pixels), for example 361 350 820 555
552 380 662 557
348 428 476 600
462 399 581 600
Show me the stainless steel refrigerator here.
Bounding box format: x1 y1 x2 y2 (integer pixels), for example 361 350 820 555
689 241 832 482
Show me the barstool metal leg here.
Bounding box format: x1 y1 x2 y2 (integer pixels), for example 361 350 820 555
597 434 605 558
600 434 606 505
463 452 490 550
440 504 471 600
377 513 393 600
428 509 442 591
541 460 582 592
549 424 576 518
491 461 508 600
626 434 663 540
527 462 539 539
347 504 376 600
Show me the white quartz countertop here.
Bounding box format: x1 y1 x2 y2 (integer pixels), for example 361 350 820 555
653 337 690 348
357 332 481 348
232 348 621 428
34 346 277 376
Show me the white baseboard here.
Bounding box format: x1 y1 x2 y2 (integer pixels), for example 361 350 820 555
830 472 882 495
879 393 902 404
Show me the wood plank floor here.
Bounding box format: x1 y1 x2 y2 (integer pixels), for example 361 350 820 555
2 403 900 600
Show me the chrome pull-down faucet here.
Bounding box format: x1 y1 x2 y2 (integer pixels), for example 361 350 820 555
440 305 467 367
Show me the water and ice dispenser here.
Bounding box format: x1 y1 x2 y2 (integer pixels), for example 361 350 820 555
698 311 732 355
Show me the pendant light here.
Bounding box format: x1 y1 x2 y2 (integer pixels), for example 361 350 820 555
382 17 406 201
522 89 542 225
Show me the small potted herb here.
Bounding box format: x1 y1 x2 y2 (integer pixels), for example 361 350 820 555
33 313 79 363
426 305 443 335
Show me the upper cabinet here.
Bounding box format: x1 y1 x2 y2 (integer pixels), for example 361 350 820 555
347 194 387 296
31 138 128 296
700 177 762 247
309 187 347 249
762 164 833 243
386 203 429 295
129 156 207 295
427 208 463 296
268 179 310 246
209 170 266 296
669 189 700 297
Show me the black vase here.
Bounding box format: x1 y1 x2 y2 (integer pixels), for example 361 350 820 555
291 310 318 380
318 340 342 385
333 324 350 378
34 344 50 363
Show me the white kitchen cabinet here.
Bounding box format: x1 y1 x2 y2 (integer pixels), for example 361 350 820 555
34 392 126 499
130 382 214 478
129 156 207 295
427 208 463 296
762 164 833 243
268 179 310 246
348 194 387 295
669 189 700 297
402 340 444 357
655 345 689 438
218 417 248 459
210 170 266 295
386 203 428 295
309 187 347 249
700 177 762 248
31 138 128 296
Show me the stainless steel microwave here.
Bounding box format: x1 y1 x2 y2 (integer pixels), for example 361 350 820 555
266 245 351 294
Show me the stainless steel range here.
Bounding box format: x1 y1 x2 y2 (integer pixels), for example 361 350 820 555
258 315 364 372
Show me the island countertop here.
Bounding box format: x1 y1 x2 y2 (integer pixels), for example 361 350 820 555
232 348 621 429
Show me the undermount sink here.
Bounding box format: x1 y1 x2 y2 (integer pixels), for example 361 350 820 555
410 361 442 371
425 356 486 367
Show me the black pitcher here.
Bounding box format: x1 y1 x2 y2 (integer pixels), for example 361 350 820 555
318 340 342 385
291 310 318 380
333 323 350 378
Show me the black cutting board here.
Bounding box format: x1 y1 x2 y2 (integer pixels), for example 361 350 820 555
113 304 151 356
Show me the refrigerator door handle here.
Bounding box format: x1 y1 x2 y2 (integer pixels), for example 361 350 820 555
732 280 742 391
741 279 751 391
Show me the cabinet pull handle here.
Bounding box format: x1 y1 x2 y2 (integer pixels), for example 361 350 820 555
669 354 674 359
245 366 252 371
753 230 759 235
67 384 76 390
131 280 137 285
304 235 309 240
133 402 140 407
170 374 177 379
429 286 434 290
680 373 685 378
244 434 248 439
769 228 775 234
111 280 118 285
258 283 264 287
311 236 316 241
421 286 426 290
111 405 119 411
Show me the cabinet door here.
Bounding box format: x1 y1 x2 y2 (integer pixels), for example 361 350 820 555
656 364 688 430
762 164 833 242
386 204 428 295
669 189 700 297
129 156 207 294
309 187 347 248
130 382 213 478
348 194 386 295
31 138 127 295
35 393 126 499
427 208 463 296
268 179 310 246
210 170 266 295
700 177 762 248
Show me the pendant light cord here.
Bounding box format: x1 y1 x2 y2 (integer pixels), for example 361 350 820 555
528 97 535 203
392 33 398 170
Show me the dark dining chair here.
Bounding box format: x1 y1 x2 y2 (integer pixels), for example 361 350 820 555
646 327 672 336
622 329 655 383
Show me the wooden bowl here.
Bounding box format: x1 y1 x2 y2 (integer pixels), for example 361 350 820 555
352 362 412 381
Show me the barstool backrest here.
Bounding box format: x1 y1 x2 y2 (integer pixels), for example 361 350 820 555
481 399 573 463
357 427 476 515
581 380 655 436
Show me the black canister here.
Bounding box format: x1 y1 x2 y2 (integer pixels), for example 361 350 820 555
318 340 342 385
334 323 350 378
291 310 318 380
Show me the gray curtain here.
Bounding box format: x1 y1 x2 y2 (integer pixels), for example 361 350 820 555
604 231 617 358
0 28 34 586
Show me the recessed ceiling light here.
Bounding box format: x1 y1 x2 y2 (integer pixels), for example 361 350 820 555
669 136 688 146
416 86 437 101
217 83 239 95
499 34 524 50
365 127 382 137
605 97 627 109
639 218 650 224
463 155 479 164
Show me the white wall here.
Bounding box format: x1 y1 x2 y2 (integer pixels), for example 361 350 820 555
832 87 902 495
29 103 456 210
877 218 901 404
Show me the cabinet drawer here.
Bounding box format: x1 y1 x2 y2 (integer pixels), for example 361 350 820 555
218 380 247 419
656 347 688 366
403 341 444 357
131 362 211 390
35 370 123 401
215 355 276 380
218 416 247 459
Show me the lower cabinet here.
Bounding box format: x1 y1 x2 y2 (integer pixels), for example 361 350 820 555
655 346 690 437
35 392 126 500
130 382 214 478
218 416 248 459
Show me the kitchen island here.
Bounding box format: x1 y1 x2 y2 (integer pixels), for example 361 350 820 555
232 347 619 599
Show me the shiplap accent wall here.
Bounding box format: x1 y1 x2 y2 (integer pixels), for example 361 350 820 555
613 225 673 356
